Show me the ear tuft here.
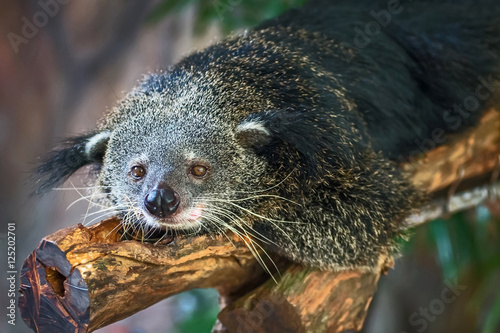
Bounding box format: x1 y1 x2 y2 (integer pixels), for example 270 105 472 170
235 120 271 149
85 131 111 161
32 130 111 195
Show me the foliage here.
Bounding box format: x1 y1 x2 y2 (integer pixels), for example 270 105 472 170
412 207 500 332
147 0 308 34
171 289 220 333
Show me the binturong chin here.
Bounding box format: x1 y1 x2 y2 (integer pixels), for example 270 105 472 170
33 0 500 271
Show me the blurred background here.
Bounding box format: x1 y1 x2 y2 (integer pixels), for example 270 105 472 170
1 0 499 332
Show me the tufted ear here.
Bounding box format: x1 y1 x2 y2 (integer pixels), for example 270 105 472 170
235 119 272 149
33 130 111 195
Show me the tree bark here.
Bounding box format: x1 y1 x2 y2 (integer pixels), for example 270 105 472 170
18 108 500 332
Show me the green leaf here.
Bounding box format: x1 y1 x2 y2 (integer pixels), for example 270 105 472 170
147 0 197 24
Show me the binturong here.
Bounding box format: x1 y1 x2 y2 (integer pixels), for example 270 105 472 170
33 0 500 271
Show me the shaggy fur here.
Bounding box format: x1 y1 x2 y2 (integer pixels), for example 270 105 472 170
35 0 500 270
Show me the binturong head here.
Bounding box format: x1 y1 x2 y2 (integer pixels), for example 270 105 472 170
32 80 286 237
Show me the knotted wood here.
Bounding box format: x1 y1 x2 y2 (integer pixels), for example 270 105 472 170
19 108 500 332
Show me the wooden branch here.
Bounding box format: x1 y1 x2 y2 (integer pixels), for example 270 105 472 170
403 108 500 227
403 108 500 194
19 109 500 332
19 219 268 332
216 257 392 333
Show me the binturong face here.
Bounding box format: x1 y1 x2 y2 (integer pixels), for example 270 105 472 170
94 93 274 236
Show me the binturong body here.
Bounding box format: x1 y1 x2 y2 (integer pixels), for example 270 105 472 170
35 0 500 270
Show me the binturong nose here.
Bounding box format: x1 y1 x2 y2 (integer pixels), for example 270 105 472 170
144 183 180 218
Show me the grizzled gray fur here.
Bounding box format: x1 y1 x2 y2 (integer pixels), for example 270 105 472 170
35 0 500 270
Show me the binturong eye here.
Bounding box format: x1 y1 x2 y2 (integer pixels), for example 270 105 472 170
190 164 208 178
130 165 146 180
